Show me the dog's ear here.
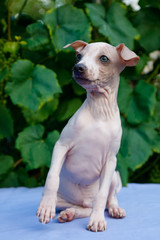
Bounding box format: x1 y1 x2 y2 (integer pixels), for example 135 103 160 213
63 40 87 52
116 43 139 66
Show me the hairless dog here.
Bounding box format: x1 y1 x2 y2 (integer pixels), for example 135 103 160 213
37 41 139 232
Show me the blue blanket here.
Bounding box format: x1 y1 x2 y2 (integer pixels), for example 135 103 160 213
0 184 159 240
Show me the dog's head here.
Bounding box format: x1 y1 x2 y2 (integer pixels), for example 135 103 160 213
64 41 139 91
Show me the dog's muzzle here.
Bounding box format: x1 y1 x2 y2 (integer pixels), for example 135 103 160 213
74 63 86 74
73 63 88 85
73 64 97 90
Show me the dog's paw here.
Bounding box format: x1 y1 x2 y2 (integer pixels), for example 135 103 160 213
37 196 56 224
58 208 76 223
87 211 107 232
108 206 126 218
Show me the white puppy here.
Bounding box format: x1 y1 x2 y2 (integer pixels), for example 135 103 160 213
37 41 139 232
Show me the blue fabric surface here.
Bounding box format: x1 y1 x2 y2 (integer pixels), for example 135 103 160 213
0 184 159 240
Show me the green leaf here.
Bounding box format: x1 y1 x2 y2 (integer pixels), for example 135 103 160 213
22 96 59 123
45 130 60 150
119 117 156 172
117 118 129 186
57 69 72 87
16 125 59 169
117 77 133 114
0 104 14 139
127 81 156 124
0 172 19 187
57 98 82 121
133 8 160 52
25 22 50 51
118 79 156 124
72 80 86 96
154 101 160 126
24 177 38 188
85 3 106 28
137 122 160 154
44 5 91 52
11 59 34 81
6 59 61 111
0 67 8 82
125 125 153 170
106 3 139 48
117 152 128 186
0 155 14 176
3 41 19 54
16 167 38 187
86 3 139 49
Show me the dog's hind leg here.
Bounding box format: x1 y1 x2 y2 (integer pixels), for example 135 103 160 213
58 206 92 223
56 193 92 223
107 171 126 218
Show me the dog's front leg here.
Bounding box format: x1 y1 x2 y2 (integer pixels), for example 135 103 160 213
87 155 117 232
37 140 69 223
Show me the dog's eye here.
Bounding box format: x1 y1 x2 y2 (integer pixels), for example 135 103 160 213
76 54 82 61
100 55 109 62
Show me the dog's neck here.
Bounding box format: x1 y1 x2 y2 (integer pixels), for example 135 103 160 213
86 82 119 120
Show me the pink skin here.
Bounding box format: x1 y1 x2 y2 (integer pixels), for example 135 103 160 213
37 41 139 232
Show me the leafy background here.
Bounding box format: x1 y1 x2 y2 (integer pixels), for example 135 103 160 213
0 0 160 187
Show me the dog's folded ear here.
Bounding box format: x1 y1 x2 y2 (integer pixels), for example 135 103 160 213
116 43 139 66
63 40 87 52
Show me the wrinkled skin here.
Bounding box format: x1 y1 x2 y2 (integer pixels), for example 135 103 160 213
37 41 139 232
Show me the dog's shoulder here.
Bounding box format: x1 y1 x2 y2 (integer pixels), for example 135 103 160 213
58 103 90 144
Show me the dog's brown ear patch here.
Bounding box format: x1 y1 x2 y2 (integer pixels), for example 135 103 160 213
116 43 139 67
63 40 87 52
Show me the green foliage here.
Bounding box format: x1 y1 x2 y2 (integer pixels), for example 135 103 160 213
149 162 160 183
118 78 156 124
44 4 91 51
25 22 50 51
86 2 139 49
117 118 160 184
22 96 59 123
133 7 160 52
56 98 82 121
0 0 160 187
6 59 61 111
0 104 13 139
16 125 59 169
0 155 14 176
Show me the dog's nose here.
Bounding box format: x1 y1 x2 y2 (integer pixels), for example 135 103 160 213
74 64 86 73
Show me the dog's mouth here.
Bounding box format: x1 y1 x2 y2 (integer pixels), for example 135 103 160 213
73 74 91 85
73 71 96 86
73 74 103 93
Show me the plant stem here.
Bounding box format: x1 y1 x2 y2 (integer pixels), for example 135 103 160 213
14 158 23 168
17 0 28 21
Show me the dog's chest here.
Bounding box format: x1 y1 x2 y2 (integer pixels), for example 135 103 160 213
62 117 121 185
